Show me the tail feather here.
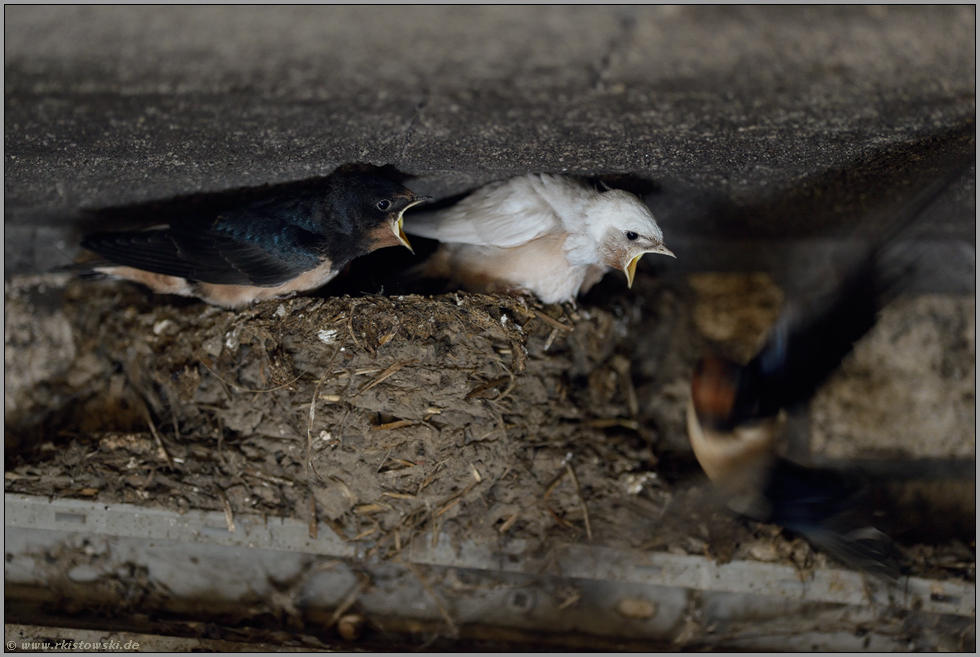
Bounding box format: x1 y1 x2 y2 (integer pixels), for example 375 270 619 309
763 457 902 582
50 259 115 278
803 526 903 582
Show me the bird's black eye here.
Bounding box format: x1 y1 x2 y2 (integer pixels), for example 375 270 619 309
376 199 391 211
625 231 639 241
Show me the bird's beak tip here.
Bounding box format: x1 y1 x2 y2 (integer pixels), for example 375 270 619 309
622 245 675 286
396 217 414 254
623 254 641 288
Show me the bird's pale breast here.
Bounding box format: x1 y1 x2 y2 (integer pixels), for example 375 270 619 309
439 234 586 304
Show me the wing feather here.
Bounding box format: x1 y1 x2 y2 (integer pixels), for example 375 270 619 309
82 212 323 287
405 174 589 248
741 163 970 417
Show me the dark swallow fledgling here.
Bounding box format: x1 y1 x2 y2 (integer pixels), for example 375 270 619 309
73 171 429 308
686 165 968 580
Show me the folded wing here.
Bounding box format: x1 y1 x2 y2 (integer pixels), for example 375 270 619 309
404 174 578 248
83 211 323 287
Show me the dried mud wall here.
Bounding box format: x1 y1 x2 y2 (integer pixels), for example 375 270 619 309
7 280 684 559
6 274 974 582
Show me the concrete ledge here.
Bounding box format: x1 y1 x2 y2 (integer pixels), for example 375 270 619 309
6 493 974 618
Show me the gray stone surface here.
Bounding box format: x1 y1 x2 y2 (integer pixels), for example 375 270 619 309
4 6 976 279
812 294 976 460
6 503 975 650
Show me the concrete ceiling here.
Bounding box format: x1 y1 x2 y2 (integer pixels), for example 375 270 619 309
4 6 975 280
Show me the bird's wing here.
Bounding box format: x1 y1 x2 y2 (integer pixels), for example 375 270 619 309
82 211 323 288
741 162 970 418
743 257 881 416
764 458 902 581
404 175 572 248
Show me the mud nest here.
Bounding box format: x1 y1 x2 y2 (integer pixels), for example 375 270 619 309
7 280 679 555
4 277 975 581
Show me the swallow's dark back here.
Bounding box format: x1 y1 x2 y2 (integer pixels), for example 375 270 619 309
80 172 411 288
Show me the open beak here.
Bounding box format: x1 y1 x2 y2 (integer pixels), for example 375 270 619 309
623 255 642 288
622 245 676 288
394 217 413 253
392 196 431 254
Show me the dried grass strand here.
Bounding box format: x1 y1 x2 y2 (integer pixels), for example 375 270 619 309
140 404 175 469
353 359 416 398
405 562 459 638
198 357 308 394
565 461 593 541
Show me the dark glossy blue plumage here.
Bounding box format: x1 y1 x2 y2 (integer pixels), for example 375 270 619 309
80 172 419 288
689 163 970 581
762 458 902 579
722 163 970 429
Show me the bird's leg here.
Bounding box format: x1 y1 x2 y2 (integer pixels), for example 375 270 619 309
506 287 535 302
487 283 535 302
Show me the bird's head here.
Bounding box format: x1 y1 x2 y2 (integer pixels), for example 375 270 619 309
373 190 431 254
687 354 781 490
579 189 674 287
356 178 431 253
691 355 740 428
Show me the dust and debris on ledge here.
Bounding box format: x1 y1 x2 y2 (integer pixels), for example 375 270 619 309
3 271 976 584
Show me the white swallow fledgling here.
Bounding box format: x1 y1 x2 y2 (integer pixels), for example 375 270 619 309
404 173 674 303
68 171 429 309
685 165 968 580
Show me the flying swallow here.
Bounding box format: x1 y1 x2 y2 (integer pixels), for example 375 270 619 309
687 357 903 580
404 173 674 304
686 164 969 580
72 172 428 308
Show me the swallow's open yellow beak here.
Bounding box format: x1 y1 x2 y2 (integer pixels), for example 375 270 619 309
622 245 675 288
623 255 642 288
394 216 413 253
392 196 430 254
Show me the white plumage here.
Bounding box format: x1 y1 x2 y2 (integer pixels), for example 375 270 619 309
405 173 674 303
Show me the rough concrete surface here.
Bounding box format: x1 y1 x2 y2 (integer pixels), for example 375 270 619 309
812 294 976 460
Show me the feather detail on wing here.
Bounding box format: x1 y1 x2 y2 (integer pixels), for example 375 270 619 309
404 174 589 248
734 163 971 421
763 458 902 580
743 256 881 417
82 217 323 288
